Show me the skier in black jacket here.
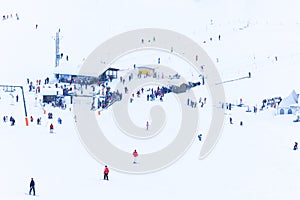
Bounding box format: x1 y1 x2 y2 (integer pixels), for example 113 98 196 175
29 178 35 196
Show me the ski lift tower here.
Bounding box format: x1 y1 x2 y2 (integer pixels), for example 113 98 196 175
54 29 62 67
0 85 29 126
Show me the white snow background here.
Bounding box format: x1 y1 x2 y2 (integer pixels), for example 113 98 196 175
0 0 300 199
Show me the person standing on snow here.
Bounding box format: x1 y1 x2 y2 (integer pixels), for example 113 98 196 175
146 121 149 130
293 142 298 150
29 178 35 196
50 123 54 133
198 134 202 141
58 117 62 124
37 117 41 125
103 166 109 180
133 150 138 164
10 116 15 126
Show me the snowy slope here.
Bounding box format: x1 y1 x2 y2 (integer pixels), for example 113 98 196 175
1 0 300 200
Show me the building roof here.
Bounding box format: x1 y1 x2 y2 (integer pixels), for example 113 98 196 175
278 90 299 108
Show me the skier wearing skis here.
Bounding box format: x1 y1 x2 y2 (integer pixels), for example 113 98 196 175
146 121 149 130
104 166 109 180
29 178 35 196
133 150 138 164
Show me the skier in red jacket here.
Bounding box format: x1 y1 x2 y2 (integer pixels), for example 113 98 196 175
104 165 109 180
133 150 138 164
